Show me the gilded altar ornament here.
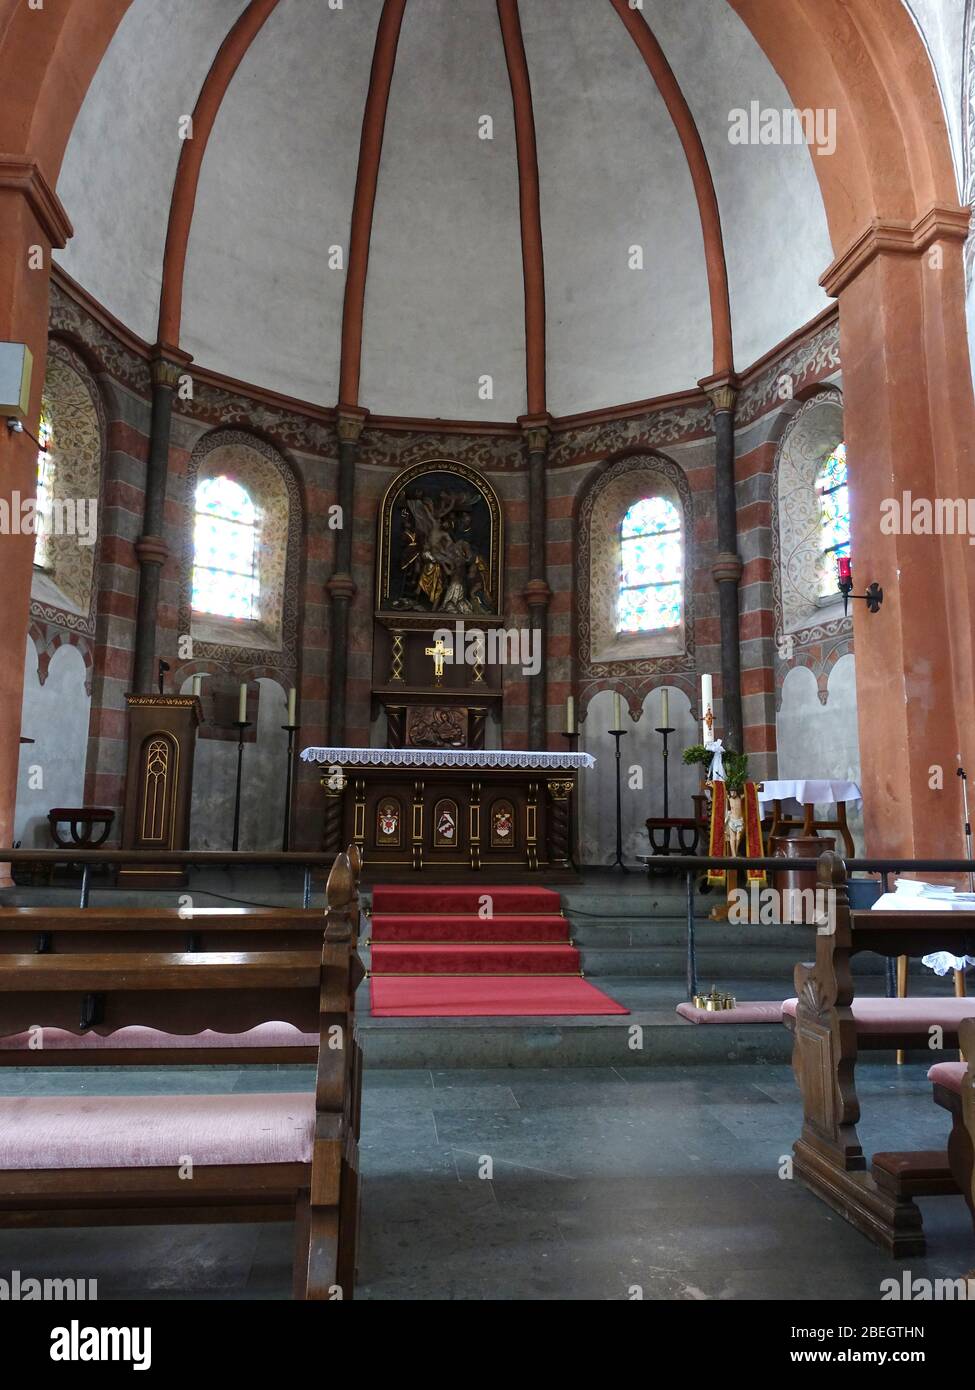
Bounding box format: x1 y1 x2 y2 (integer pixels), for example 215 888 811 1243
390 488 494 614
693 987 737 1011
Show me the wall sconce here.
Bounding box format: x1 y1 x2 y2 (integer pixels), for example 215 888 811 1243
837 556 883 617
0 343 33 431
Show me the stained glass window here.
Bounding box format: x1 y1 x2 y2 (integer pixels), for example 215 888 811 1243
816 441 849 595
34 412 54 570
192 475 259 620
617 496 683 633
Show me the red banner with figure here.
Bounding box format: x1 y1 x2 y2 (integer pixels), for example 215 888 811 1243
707 781 766 886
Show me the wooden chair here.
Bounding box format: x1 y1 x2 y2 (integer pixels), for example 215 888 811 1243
783 850 975 1255
0 847 363 1067
0 851 365 1299
929 1017 975 1239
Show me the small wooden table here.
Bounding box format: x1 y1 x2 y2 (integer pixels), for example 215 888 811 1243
757 779 860 858
47 807 115 849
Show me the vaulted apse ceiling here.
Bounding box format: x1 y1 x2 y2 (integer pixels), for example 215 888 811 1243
54 0 837 420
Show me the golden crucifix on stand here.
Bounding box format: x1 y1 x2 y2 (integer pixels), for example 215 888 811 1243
424 636 453 687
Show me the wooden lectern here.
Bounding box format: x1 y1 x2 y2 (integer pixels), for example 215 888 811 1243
118 694 202 888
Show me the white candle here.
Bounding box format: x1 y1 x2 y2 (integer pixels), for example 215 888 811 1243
565 695 574 734
701 674 713 745
288 687 297 726
191 675 203 697
661 688 669 728
238 682 248 723
613 691 622 730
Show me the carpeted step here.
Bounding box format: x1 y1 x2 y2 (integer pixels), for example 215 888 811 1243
370 913 570 943
370 942 581 975
370 884 562 915
370 976 628 1017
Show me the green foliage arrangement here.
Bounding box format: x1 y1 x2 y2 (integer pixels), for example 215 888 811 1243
681 743 751 796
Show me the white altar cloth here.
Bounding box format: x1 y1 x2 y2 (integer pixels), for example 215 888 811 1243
299 746 595 771
757 778 862 805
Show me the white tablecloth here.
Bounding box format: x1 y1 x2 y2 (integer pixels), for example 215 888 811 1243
299 746 595 770
757 779 862 806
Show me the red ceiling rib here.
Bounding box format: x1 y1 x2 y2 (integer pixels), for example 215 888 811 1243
496 0 547 419
608 0 734 379
157 0 282 350
338 0 408 410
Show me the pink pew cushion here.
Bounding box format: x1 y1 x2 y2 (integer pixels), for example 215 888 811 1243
0 1093 314 1170
0 1023 315 1052
927 1061 966 1095
783 996 975 1033
676 1001 784 1025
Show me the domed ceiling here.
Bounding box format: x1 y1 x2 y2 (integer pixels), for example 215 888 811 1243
54 0 839 420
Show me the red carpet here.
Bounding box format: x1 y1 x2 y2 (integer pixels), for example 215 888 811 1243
371 976 629 1018
369 883 628 1018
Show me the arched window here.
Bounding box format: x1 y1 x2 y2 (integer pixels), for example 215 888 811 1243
192 475 258 620
33 411 54 571
816 441 849 595
617 496 683 633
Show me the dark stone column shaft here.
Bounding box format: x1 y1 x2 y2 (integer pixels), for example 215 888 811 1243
522 419 551 750
710 392 743 752
327 412 365 745
133 356 184 694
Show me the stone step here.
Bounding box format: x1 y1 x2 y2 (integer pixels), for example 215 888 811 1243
567 916 809 948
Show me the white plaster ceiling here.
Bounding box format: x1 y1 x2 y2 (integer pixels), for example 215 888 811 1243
55 0 847 418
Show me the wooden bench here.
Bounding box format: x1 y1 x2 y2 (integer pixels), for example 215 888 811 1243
0 850 364 1299
0 846 363 1066
783 850 975 1255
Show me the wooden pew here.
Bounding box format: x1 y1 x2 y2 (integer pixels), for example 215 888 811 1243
0 851 364 1299
0 846 363 1066
784 850 975 1255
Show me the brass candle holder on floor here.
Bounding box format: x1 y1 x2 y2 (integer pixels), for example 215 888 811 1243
693 987 737 1012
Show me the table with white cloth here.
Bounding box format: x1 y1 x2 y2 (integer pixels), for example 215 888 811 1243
756 778 862 857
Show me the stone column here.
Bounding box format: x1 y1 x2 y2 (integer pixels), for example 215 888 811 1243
521 415 551 750
326 407 367 745
703 379 743 753
132 349 190 694
820 208 975 858
0 159 72 877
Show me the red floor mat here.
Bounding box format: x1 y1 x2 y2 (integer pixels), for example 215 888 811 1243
370 975 630 1017
371 885 562 915
370 914 571 944
370 942 581 975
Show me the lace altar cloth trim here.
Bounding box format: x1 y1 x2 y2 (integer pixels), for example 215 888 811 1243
300 746 595 771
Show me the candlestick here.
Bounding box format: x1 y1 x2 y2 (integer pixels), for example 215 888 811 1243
287 687 297 726
700 674 714 745
281 721 299 851
231 720 252 852
238 682 248 724
609 727 629 872
660 687 669 728
565 694 574 734
655 723 677 821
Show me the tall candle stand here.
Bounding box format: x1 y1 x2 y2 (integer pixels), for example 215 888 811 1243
561 726 578 753
609 727 629 872
561 725 579 868
231 720 252 852
281 723 299 851
655 724 676 820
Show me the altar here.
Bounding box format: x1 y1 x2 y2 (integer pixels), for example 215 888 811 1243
300 746 594 880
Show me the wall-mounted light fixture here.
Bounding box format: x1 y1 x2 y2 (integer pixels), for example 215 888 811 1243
0 343 33 432
837 556 883 617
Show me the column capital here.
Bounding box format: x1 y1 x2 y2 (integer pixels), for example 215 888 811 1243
698 373 740 414
0 156 73 247
820 203 970 297
336 406 369 442
149 350 192 390
518 413 553 452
